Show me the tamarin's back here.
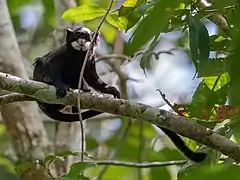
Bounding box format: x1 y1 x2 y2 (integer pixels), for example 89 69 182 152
33 43 89 89
32 27 120 122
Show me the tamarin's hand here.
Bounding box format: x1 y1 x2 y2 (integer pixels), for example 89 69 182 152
55 83 69 99
103 86 121 99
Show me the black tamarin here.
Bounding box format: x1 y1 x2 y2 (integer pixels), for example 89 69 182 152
32 27 206 163
33 27 120 121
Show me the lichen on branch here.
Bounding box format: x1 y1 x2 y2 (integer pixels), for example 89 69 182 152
0 72 240 161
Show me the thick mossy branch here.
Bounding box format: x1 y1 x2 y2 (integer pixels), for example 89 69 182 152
0 72 240 161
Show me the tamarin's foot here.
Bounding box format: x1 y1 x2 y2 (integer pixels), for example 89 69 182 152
55 84 69 99
103 86 121 98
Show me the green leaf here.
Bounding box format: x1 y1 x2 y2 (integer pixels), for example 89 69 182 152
123 0 147 7
188 15 210 71
118 0 148 31
119 6 133 17
123 0 139 7
62 5 106 22
179 164 240 180
15 162 35 175
139 33 161 74
150 167 171 180
228 36 240 105
97 166 134 180
44 151 79 164
57 150 79 156
44 155 56 164
212 0 239 8
63 162 96 179
198 58 229 77
187 81 227 119
106 14 125 30
204 72 230 91
44 151 89 166
119 6 143 31
85 20 118 43
173 8 190 18
138 1 158 14
209 35 231 52
225 6 240 36
0 157 16 175
0 124 6 136
229 116 240 144
169 9 189 30
78 0 93 6
126 0 181 55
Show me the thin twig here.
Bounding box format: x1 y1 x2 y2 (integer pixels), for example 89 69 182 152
38 160 55 180
156 89 175 110
96 54 130 63
36 157 230 180
96 54 141 84
85 159 187 168
211 75 221 92
156 89 183 116
49 159 188 179
109 8 120 14
135 49 177 60
77 0 115 162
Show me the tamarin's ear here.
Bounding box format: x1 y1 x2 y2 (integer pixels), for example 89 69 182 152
66 28 74 42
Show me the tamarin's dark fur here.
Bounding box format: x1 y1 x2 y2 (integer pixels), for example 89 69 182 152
32 27 206 163
160 127 206 162
33 27 120 122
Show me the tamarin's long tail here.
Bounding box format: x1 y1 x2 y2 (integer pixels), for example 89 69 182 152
159 127 206 163
38 103 206 162
38 102 103 122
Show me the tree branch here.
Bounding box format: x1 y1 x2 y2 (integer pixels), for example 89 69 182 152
85 160 186 168
199 0 230 36
0 93 36 104
0 72 240 161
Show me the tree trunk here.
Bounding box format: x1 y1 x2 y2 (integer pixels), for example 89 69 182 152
0 0 51 179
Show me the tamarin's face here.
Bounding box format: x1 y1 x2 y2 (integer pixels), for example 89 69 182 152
66 27 100 51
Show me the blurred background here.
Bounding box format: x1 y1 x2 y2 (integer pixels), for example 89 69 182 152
0 0 221 179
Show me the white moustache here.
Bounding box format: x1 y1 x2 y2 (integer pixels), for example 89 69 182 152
71 39 91 51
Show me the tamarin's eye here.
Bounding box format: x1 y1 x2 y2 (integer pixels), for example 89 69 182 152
82 34 91 41
75 32 91 41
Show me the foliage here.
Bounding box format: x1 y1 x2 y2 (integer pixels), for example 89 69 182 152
4 0 240 179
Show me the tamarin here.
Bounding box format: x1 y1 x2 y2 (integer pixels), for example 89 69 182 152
32 27 206 163
33 27 120 121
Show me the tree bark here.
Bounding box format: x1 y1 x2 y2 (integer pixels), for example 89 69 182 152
0 0 51 179
1 72 240 162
